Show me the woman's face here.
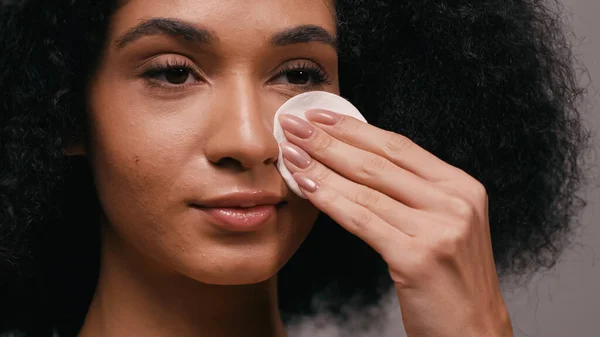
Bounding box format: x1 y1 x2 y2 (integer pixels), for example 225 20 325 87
87 0 337 285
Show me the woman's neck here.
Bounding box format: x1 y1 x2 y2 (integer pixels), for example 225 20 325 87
78 227 287 337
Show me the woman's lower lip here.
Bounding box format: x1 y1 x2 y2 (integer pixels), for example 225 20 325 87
195 205 279 232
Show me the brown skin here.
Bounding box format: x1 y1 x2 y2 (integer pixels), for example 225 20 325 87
77 1 334 336
75 0 514 336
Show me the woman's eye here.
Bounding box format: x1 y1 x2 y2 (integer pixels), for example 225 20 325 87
271 66 329 87
163 68 192 84
285 70 312 85
144 66 198 86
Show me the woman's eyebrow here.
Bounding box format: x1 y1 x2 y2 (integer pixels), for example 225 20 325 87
115 18 216 48
115 18 337 50
271 25 338 50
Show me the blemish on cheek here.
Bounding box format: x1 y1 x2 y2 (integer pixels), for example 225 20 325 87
134 155 140 165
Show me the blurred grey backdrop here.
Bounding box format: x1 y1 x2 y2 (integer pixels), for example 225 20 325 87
502 0 600 336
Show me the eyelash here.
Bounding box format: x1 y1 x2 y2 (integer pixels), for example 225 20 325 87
142 58 200 89
141 58 331 90
272 61 331 87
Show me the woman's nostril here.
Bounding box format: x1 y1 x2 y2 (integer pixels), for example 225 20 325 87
263 156 277 165
215 157 244 170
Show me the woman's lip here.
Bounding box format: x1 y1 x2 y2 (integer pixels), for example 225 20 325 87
193 203 284 232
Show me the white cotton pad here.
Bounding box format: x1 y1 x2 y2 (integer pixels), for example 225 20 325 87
273 91 368 198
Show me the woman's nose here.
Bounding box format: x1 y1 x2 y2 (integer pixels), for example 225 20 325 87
204 82 280 171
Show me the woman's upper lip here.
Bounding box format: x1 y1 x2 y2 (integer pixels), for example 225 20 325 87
192 191 286 208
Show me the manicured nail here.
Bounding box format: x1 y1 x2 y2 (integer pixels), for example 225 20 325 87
305 109 340 125
280 142 312 169
294 174 319 193
279 114 315 139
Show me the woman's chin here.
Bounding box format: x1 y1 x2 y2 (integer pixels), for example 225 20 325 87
178 249 291 286
188 264 280 286
199 272 275 286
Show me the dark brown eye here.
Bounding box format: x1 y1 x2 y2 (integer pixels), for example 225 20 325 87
143 63 199 87
164 68 191 85
286 70 311 85
270 64 329 87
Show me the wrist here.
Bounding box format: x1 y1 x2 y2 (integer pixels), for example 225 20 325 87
490 307 514 337
465 306 514 337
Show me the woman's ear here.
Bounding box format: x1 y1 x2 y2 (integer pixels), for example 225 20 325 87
63 143 86 156
63 136 86 156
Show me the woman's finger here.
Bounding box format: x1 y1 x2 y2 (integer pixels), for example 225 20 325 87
292 169 412 259
279 114 450 211
281 143 430 236
304 110 464 182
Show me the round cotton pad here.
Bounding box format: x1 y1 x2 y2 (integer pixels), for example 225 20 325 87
273 91 368 198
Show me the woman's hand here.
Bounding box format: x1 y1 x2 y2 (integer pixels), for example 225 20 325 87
278 109 514 337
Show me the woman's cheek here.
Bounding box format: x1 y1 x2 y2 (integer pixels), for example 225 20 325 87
88 87 194 238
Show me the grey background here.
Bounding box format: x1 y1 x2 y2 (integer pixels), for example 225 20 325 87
503 0 600 336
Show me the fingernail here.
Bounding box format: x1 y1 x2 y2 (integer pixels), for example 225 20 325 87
281 142 312 169
305 109 340 125
279 114 315 139
294 174 319 193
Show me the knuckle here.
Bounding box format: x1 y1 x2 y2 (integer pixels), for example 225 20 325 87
403 224 472 282
319 188 339 208
383 132 413 157
349 209 374 232
450 195 477 221
387 255 409 286
311 165 331 184
358 154 389 179
404 244 435 278
432 227 466 260
338 114 361 135
354 189 381 207
471 180 488 203
312 132 333 156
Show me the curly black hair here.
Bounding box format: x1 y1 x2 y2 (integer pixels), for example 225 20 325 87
0 0 589 336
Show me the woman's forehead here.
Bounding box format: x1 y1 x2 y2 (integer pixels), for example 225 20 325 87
111 0 337 38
